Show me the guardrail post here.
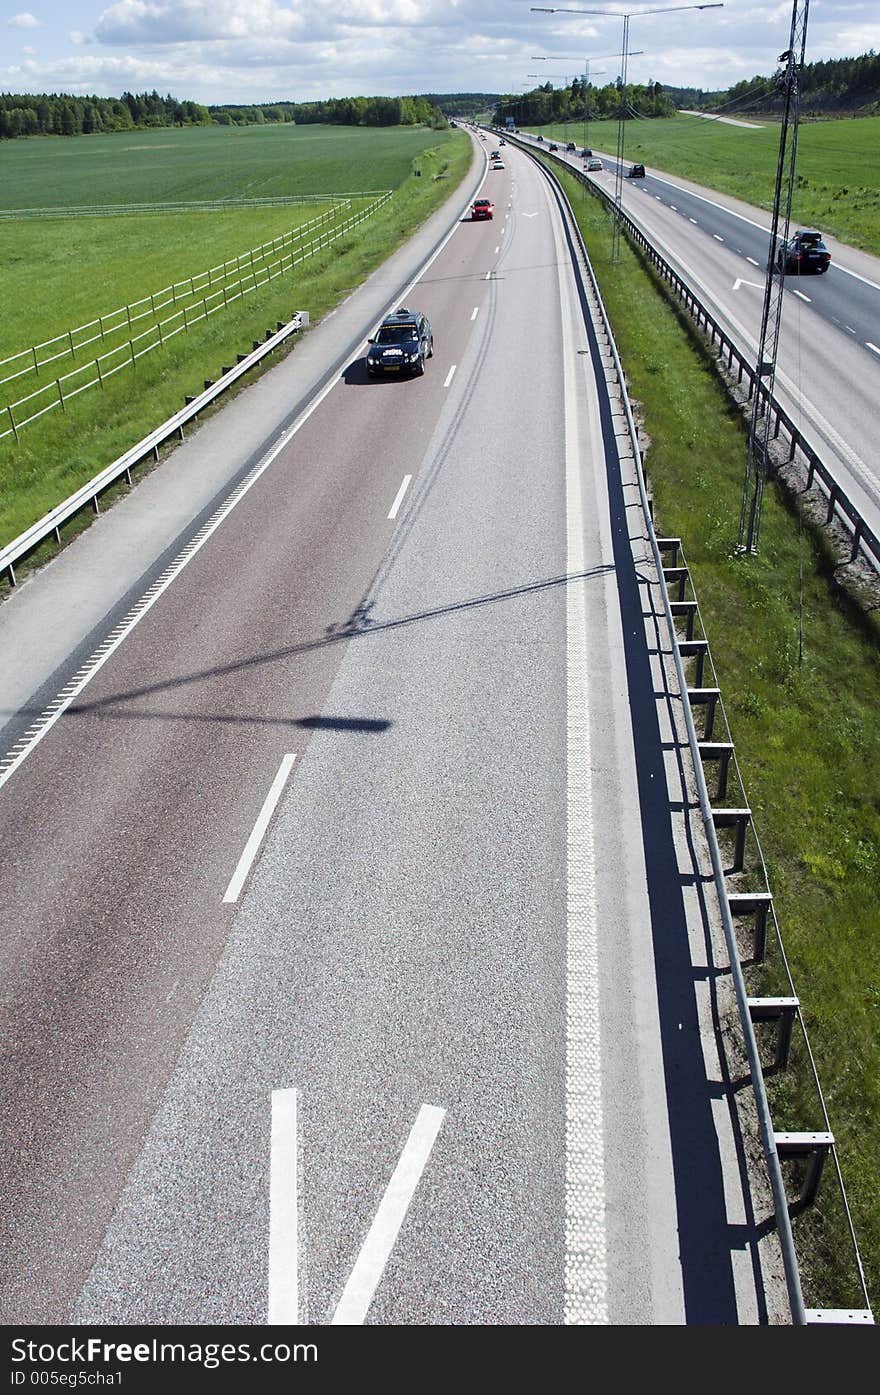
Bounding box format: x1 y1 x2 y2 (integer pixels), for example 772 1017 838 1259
775 1133 835 1213
698 742 734 801
711 807 752 873
748 997 799 1072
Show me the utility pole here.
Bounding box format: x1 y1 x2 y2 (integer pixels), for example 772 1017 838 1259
739 0 811 553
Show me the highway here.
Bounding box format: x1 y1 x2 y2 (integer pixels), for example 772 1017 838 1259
0 134 788 1325
515 130 880 545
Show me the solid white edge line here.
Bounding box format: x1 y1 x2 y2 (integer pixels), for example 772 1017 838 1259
387 474 412 520
331 1104 445 1325
443 365 457 388
268 1088 298 1325
223 753 296 903
554 188 608 1325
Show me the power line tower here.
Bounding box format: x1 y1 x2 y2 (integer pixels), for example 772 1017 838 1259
738 0 811 553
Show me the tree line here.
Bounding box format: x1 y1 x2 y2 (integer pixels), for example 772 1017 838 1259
210 95 447 129
493 77 675 129
671 50 880 115
0 90 447 141
0 90 210 139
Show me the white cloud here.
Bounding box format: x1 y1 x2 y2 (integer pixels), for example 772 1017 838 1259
7 11 41 27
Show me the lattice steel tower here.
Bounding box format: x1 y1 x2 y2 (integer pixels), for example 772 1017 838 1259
739 0 811 553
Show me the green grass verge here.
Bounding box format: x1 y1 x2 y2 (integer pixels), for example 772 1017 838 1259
0 128 471 550
550 156 880 1311
534 113 880 254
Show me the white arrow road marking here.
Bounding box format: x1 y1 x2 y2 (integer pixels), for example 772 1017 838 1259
388 475 412 520
223 754 297 903
733 277 763 291
331 1104 446 1325
268 1089 299 1325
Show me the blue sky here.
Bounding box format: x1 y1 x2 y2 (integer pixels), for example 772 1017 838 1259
3 1 878 104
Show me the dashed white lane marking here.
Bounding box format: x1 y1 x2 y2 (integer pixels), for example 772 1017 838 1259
471 306 480 321
792 289 811 303
387 474 412 521
268 1088 299 1325
713 233 724 242
554 187 608 1325
689 217 698 224
670 204 677 211
867 342 880 356
331 1104 446 1325
746 256 760 266
223 753 297 903
494 245 500 253
444 365 457 388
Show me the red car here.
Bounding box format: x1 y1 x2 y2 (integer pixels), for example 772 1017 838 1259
471 198 495 220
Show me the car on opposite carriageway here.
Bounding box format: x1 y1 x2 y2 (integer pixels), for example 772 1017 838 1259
776 229 831 275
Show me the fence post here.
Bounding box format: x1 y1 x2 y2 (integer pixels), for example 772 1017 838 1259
68 330 76 359
32 346 40 376
6 405 18 442
56 379 65 412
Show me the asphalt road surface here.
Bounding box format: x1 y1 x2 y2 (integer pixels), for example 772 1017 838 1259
0 135 788 1325
517 130 880 544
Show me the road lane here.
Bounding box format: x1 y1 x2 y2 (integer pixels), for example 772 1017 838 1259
0 144 509 1325
2 137 787 1326
71 146 785 1324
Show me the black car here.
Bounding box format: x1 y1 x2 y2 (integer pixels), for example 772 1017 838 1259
548 142 558 152
566 141 576 151
627 163 646 179
776 229 831 274
366 308 434 377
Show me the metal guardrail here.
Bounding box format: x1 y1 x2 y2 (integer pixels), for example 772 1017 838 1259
0 312 309 589
531 146 873 1323
503 131 880 577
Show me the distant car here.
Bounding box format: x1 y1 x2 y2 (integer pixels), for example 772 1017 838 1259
492 160 505 169
581 147 593 157
566 141 576 151
471 198 495 220
366 307 434 377
585 157 603 171
490 149 500 158
776 229 831 274
536 134 544 142
499 138 506 145
548 142 558 152
627 163 646 179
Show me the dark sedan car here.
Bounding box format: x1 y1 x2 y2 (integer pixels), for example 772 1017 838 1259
776 229 831 274
366 308 434 377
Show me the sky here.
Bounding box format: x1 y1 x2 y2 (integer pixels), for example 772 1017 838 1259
2 1 878 105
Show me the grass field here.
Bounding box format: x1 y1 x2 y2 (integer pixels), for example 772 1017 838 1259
534 113 880 254
0 121 445 209
547 153 880 1311
0 123 471 547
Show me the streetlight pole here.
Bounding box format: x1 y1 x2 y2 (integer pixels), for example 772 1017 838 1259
531 5 723 259
532 53 629 152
